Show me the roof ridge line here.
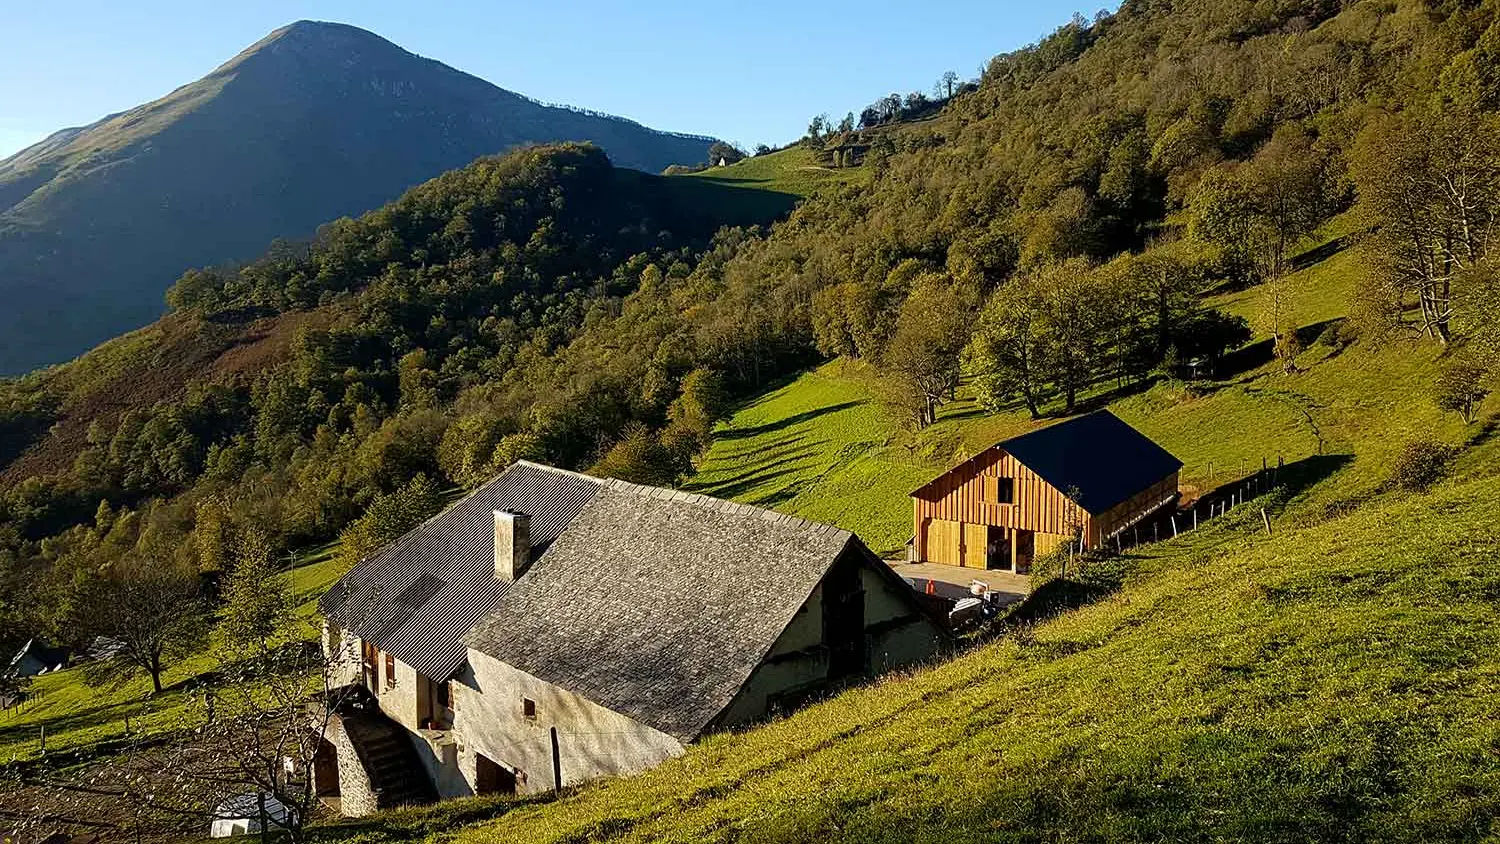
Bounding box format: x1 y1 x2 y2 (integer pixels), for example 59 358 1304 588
511 459 609 485
600 477 851 537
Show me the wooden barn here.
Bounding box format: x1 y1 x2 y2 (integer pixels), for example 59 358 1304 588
910 411 1182 574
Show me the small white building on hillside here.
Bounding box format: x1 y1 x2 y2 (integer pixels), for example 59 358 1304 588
315 462 949 814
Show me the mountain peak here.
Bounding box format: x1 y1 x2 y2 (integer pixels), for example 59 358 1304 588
0 21 717 375
225 19 408 72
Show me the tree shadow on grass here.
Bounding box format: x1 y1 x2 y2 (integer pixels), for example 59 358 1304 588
1217 319 1340 380
715 401 864 441
687 464 811 502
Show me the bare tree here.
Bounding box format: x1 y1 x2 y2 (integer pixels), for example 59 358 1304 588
75 556 207 694
1352 107 1500 346
939 70 959 99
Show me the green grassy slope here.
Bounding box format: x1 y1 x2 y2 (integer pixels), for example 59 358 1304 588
689 232 1478 555
0 555 345 764
301 213 1500 844
448 462 1500 843
680 145 869 199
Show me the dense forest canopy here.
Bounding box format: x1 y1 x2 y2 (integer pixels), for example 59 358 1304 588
4 0 1500 670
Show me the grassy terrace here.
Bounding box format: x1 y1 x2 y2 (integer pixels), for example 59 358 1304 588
680 145 869 198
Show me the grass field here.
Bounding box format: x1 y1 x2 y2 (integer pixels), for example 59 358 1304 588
689 227 1480 555
680 145 869 199
0 553 345 765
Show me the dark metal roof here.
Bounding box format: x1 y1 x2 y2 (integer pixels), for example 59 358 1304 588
465 482 860 742
930 410 1182 515
319 461 603 682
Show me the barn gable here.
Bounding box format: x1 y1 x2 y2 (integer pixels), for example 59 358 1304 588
910 411 1182 570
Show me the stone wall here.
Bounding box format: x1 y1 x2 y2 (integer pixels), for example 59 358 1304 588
451 649 685 796
322 716 380 817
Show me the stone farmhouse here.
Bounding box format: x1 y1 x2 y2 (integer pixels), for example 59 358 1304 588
315 461 948 815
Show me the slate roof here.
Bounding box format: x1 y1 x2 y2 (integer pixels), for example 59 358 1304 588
319 462 604 682
919 410 1181 515
464 481 858 742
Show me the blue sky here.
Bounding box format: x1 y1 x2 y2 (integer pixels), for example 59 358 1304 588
0 1 1103 159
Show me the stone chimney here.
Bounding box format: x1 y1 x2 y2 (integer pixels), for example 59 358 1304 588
494 511 532 581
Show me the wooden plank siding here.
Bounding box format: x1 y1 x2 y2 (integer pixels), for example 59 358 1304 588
1090 472 1181 546
912 448 1179 566
913 448 1087 539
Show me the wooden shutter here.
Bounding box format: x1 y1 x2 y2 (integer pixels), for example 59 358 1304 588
981 476 999 503
384 652 396 688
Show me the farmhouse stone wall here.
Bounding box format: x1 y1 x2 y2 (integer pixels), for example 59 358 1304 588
450 648 685 796
322 717 380 817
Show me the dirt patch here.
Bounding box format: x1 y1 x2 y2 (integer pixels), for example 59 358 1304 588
210 307 338 377
0 307 334 486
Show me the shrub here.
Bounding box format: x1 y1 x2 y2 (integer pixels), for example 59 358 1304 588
1387 439 1456 491
1315 319 1356 351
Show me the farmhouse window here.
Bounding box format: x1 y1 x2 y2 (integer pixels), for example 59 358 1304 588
385 652 397 689
982 476 1014 504
523 698 537 720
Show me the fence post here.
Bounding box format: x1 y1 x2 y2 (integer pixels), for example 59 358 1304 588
1261 507 1273 536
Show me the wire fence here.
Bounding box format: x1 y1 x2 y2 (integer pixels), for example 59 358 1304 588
1110 456 1290 554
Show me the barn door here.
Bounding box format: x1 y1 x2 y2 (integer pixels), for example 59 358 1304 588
927 519 963 565
961 523 990 568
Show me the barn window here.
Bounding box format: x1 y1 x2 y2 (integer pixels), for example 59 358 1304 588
385 652 397 689
982 477 1014 504
523 698 537 720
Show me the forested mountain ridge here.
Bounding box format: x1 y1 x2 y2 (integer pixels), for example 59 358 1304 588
0 20 718 376
6 0 1500 652
6 0 1500 837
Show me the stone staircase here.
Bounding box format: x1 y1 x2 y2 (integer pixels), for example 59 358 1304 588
334 692 438 810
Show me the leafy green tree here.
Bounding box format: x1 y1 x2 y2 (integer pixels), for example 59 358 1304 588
881 275 975 427
591 423 677 486
1032 258 1112 413
336 474 443 570
218 525 291 652
192 495 235 574
438 413 509 488
489 432 546 473
967 268 1051 418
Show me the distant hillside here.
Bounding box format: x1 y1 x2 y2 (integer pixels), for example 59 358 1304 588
0 20 718 375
